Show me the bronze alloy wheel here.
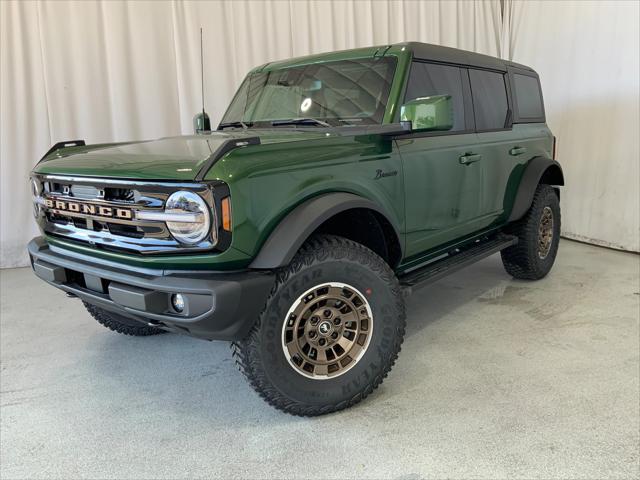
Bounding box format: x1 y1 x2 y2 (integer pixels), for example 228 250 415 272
538 206 554 259
282 282 374 380
233 235 407 416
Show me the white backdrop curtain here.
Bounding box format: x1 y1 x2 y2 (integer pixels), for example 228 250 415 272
1 0 502 268
506 0 639 252
1 0 638 269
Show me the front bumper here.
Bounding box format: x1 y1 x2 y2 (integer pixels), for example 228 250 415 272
27 237 275 341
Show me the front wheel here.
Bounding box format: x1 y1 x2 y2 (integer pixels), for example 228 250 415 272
232 235 406 416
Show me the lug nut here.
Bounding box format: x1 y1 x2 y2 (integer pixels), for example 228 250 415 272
331 332 339 340
333 317 341 326
309 331 317 339
318 338 326 346
310 316 319 325
323 309 332 318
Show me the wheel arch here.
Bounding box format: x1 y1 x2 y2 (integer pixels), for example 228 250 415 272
508 156 564 222
249 193 403 269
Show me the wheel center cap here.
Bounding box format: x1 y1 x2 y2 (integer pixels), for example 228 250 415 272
318 321 332 336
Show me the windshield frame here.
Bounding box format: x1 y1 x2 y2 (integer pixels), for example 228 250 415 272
219 56 399 129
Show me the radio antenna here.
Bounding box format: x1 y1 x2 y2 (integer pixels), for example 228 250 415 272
193 27 211 133
200 27 205 116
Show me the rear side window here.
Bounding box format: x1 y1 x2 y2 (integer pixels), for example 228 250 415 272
513 74 544 120
469 69 509 131
404 62 466 132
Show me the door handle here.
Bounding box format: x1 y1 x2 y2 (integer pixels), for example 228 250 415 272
509 146 527 156
459 153 482 165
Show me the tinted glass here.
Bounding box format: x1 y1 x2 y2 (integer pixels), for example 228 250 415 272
404 62 466 131
469 69 509 130
221 57 397 126
513 74 544 119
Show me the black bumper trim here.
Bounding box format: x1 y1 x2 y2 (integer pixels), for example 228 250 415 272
28 237 275 341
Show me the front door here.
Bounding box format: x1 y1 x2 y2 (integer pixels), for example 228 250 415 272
399 133 488 257
398 61 487 258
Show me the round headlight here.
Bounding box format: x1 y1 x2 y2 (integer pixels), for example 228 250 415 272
164 191 211 245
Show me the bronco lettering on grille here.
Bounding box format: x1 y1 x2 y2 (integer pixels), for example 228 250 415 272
43 198 133 220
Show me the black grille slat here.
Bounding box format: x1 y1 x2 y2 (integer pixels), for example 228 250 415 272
104 187 135 203
73 218 87 229
48 213 69 225
108 223 144 239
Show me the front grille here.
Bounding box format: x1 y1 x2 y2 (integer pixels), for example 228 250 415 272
33 174 223 254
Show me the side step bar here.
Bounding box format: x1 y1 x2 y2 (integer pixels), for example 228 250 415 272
399 234 518 293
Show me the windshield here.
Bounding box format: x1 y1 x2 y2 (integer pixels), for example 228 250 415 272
220 57 397 127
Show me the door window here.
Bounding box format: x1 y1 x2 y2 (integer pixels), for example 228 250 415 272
513 74 544 120
403 62 467 132
469 69 509 131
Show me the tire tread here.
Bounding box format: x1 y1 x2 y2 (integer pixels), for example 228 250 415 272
83 301 167 336
231 235 406 417
501 184 560 280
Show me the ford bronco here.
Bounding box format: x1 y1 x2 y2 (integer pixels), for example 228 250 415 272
29 42 563 416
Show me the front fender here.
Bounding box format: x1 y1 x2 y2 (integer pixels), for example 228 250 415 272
249 192 401 269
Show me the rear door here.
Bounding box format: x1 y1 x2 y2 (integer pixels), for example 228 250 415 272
467 68 547 223
504 69 553 216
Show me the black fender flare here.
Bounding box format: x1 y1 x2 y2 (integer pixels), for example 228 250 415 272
509 156 565 222
249 193 402 269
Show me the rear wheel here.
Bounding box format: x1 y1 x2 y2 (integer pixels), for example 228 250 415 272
501 184 561 280
232 235 406 416
83 302 167 336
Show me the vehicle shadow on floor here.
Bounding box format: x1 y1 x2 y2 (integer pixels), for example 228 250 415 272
84 256 511 424
403 255 509 338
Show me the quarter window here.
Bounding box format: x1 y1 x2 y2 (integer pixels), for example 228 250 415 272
469 69 509 131
513 74 544 120
403 62 466 132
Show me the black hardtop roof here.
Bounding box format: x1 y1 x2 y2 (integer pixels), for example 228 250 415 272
400 41 535 74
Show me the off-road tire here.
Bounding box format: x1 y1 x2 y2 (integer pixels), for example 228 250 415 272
231 235 406 416
501 184 561 280
83 302 167 336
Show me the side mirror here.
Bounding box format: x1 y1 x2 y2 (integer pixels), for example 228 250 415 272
400 95 454 132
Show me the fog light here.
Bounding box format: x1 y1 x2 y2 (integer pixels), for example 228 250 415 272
171 293 185 313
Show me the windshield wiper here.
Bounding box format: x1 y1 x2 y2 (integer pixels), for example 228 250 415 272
219 121 251 130
271 118 331 128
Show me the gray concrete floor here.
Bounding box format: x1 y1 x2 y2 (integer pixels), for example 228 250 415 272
1 239 638 479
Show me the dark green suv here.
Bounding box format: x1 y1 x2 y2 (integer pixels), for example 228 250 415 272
29 42 563 416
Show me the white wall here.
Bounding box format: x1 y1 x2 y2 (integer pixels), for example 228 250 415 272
508 0 640 252
1 0 638 269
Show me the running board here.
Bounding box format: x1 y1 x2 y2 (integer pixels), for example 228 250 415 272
399 234 518 293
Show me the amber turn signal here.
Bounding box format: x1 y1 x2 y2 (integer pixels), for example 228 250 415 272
221 197 232 231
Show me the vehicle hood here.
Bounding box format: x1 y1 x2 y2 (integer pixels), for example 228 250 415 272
33 130 330 181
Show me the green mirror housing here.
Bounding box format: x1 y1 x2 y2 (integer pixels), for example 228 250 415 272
400 95 454 131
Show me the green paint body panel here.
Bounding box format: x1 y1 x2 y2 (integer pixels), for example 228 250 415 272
399 123 552 262
31 42 555 273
